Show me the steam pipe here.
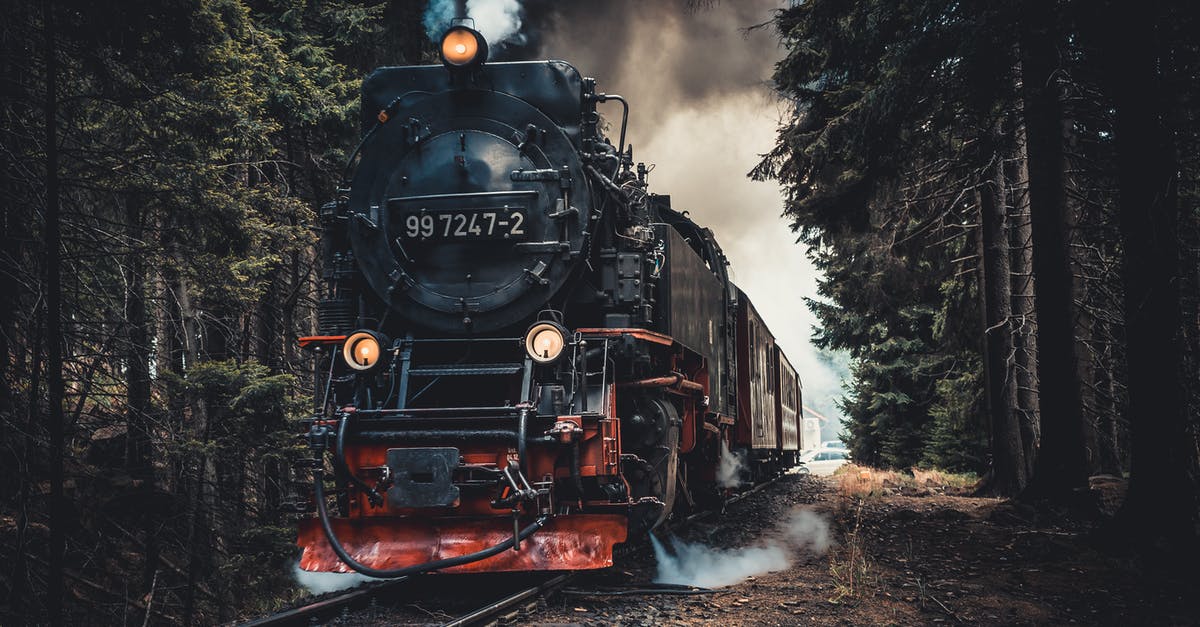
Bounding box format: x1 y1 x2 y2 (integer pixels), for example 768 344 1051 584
352 429 522 443
596 94 629 161
620 373 704 394
312 468 548 578
578 339 588 412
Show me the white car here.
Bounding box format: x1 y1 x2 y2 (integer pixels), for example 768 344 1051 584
821 440 848 451
798 448 850 476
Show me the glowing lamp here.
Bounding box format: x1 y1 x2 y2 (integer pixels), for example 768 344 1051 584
440 26 488 69
524 321 568 364
342 330 388 371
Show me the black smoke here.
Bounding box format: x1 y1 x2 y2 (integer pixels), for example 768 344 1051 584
502 1 782 127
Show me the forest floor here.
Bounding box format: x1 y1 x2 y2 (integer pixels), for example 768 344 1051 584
538 470 1200 626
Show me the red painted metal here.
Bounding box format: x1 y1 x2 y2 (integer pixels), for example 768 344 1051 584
297 335 348 348
621 373 703 393
575 327 675 346
297 514 627 573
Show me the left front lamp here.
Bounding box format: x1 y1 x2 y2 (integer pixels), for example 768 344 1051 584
343 330 388 371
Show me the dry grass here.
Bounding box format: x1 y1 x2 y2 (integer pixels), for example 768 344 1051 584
833 464 979 498
828 496 876 604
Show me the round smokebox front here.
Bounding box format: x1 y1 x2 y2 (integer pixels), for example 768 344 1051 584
348 90 590 333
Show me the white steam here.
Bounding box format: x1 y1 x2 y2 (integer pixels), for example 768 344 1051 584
466 0 525 46
423 0 525 47
292 562 371 595
651 508 831 589
422 0 458 42
716 440 744 489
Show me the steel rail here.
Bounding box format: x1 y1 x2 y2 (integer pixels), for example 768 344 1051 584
239 577 408 627
440 573 574 627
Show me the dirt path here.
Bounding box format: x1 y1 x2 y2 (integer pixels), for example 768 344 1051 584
538 474 1199 625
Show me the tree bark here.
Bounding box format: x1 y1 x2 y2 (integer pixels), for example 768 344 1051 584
1008 109 1040 481
43 2 68 623
1062 111 1103 476
1017 0 1091 503
1105 0 1198 556
979 129 1025 495
176 270 217 621
122 193 158 599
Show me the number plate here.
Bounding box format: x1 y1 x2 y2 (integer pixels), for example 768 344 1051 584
400 209 527 241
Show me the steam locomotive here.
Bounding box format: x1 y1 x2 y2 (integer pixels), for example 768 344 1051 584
296 25 805 577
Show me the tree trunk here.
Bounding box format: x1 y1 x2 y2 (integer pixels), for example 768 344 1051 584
176 270 217 621
1017 0 1091 503
43 3 68 623
979 131 1025 495
1061 111 1103 476
1105 0 1198 557
122 193 158 600
1008 109 1040 481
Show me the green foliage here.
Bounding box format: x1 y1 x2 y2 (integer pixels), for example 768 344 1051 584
1 1 430 622
922 365 987 472
759 0 1010 473
220 525 307 614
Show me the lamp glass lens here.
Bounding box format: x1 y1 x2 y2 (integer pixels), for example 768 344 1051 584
526 324 565 363
344 333 381 370
441 29 478 66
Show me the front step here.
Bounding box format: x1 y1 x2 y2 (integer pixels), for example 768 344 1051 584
408 363 524 377
297 514 627 573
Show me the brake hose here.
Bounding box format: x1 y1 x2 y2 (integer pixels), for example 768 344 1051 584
312 468 549 578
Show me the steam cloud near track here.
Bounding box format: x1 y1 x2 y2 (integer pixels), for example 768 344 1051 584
717 440 744 489
292 562 372 594
651 507 832 588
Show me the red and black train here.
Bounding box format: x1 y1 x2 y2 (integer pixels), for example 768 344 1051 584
296 25 805 577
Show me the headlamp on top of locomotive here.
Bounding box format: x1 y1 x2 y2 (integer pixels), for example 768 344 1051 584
440 25 487 69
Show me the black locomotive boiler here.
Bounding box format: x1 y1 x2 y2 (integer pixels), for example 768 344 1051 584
297 25 804 577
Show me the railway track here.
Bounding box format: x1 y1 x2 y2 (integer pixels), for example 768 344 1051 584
440 573 573 627
240 576 410 627
239 572 570 627
241 473 788 626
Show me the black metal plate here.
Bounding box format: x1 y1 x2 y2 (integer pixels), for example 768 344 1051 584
394 209 529 242
385 447 461 508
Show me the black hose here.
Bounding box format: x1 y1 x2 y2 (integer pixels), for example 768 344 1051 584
313 469 549 578
336 413 382 506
